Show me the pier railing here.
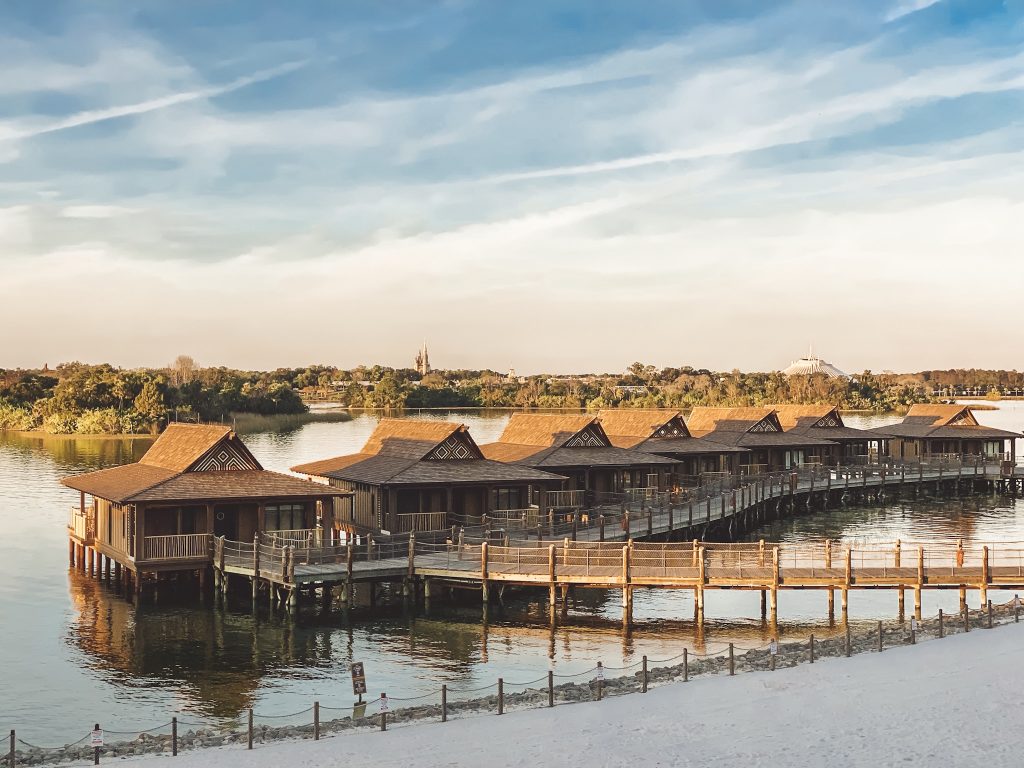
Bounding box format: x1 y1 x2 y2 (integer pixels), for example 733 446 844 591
67 507 92 542
394 512 447 533
142 534 212 562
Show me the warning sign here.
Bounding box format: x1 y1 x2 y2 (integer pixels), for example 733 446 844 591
351 662 367 696
90 730 104 748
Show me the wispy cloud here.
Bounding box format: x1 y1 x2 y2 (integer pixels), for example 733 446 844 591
0 59 308 142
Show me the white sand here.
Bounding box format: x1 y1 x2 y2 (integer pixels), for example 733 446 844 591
131 623 1024 767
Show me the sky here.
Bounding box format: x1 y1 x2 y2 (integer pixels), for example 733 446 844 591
1 0 1023 375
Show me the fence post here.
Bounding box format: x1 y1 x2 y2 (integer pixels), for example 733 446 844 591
599 515 605 542
1016 595 1020 623
8 729 14 768
313 701 320 740
93 723 100 766
683 649 689 681
408 532 416 580
809 634 814 663
728 644 735 675
547 671 554 708
642 656 648 693
171 717 177 757
441 685 448 722
247 709 253 750
877 620 883 652
964 607 970 633
596 662 604 700
380 694 388 731
497 678 504 715
938 609 944 638
988 600 993 629
845 624 851 657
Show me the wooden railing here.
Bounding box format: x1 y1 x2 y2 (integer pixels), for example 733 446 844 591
68 507 91 541
545 490 585 508
142 534 212 561
263 528 322 547
394 512 447 533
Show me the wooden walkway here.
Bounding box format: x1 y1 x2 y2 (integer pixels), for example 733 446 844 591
211 461 1021 615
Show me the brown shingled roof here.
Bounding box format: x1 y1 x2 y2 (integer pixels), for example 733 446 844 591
496 414 599 447
596 409 689 448
686 407 777 436
770 405 839 431
362 419 466 459
902 404 978 427
139 423 247 471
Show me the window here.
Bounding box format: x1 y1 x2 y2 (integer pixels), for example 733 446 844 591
491 488 522 511
265 504 306 531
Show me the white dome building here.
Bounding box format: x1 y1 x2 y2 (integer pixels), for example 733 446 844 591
782 353 848 379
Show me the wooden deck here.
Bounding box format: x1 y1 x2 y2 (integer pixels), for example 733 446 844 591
211 460 1024 613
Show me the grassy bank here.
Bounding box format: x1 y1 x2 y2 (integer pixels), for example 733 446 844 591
230 410 352 434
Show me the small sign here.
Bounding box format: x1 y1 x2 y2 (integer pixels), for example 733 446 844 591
353 702 366 720
911 617 918 632
379 693 389 713
351 662 367 696
90 730 104 748
1015 596 1021 609
596 665 604 681
769 640 778 656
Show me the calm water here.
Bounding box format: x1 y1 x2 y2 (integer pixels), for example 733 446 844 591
1 403 1022 742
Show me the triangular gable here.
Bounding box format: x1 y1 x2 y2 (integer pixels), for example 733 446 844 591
564 423 611 448
813 408 843 429
424 431 485 461
747 413 782 433
188 433 262 472
946 408 979 427
653 414 690 439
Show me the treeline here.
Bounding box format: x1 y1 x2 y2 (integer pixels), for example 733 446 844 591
0 358 304 434
290 362 943 411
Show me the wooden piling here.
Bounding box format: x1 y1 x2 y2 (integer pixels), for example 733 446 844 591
497 678 504 714
642 656 648 693
172 718 177 756
547 671 554 707
441 685 447 722
728 643 734 675
314 701 320 740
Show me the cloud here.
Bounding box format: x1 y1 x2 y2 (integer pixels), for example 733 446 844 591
0 59 309 143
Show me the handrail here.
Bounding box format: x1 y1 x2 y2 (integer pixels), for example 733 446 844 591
142 533 212 561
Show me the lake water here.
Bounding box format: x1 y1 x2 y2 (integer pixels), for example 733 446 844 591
1 403 1022 743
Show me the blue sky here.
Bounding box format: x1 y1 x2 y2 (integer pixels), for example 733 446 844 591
1 0 1023 373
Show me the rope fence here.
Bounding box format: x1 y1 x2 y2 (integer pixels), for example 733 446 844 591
5 595 1021 766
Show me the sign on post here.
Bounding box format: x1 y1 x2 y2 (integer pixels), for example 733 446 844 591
351 662 367 700
769 640 778 656
379 693 390 713
910 617 918 632
90 729 104 747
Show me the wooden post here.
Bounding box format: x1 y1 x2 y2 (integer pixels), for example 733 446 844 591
809 634 815 663
683 648 689 681
647 508 653 537
93 723 100 766
877 620 883 652
547 671 554 707
845 623 851 657
915 545 924 618
9 729 14 768
441 685 448 722
247 709 253 749
381 693 387 731
981 546 990 608
938 608 944 638
696 546 706 616
252 533 260 602
480 542 489 604
546 543 557 607
642 656 648 693
599 515 605 542
172 717 177 756
964 606 970 633
988 600 993 629
497 678 504 714
728 643 735 675
770 547 779 616
313 701 320 740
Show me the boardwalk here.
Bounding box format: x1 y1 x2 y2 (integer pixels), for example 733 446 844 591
213 460 1022 616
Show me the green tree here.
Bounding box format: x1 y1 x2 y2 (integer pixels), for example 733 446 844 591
134 381 167 430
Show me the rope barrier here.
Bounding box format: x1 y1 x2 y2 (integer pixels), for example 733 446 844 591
12 597 1023 752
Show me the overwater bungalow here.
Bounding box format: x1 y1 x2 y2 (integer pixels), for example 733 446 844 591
479 414 678 507
771 404 886 465
596 409 749 483
62 424 348 591
871 404 1019 463
290 419 566 532
686 407 837 474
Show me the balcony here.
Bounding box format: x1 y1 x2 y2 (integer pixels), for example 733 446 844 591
141 534 212 562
